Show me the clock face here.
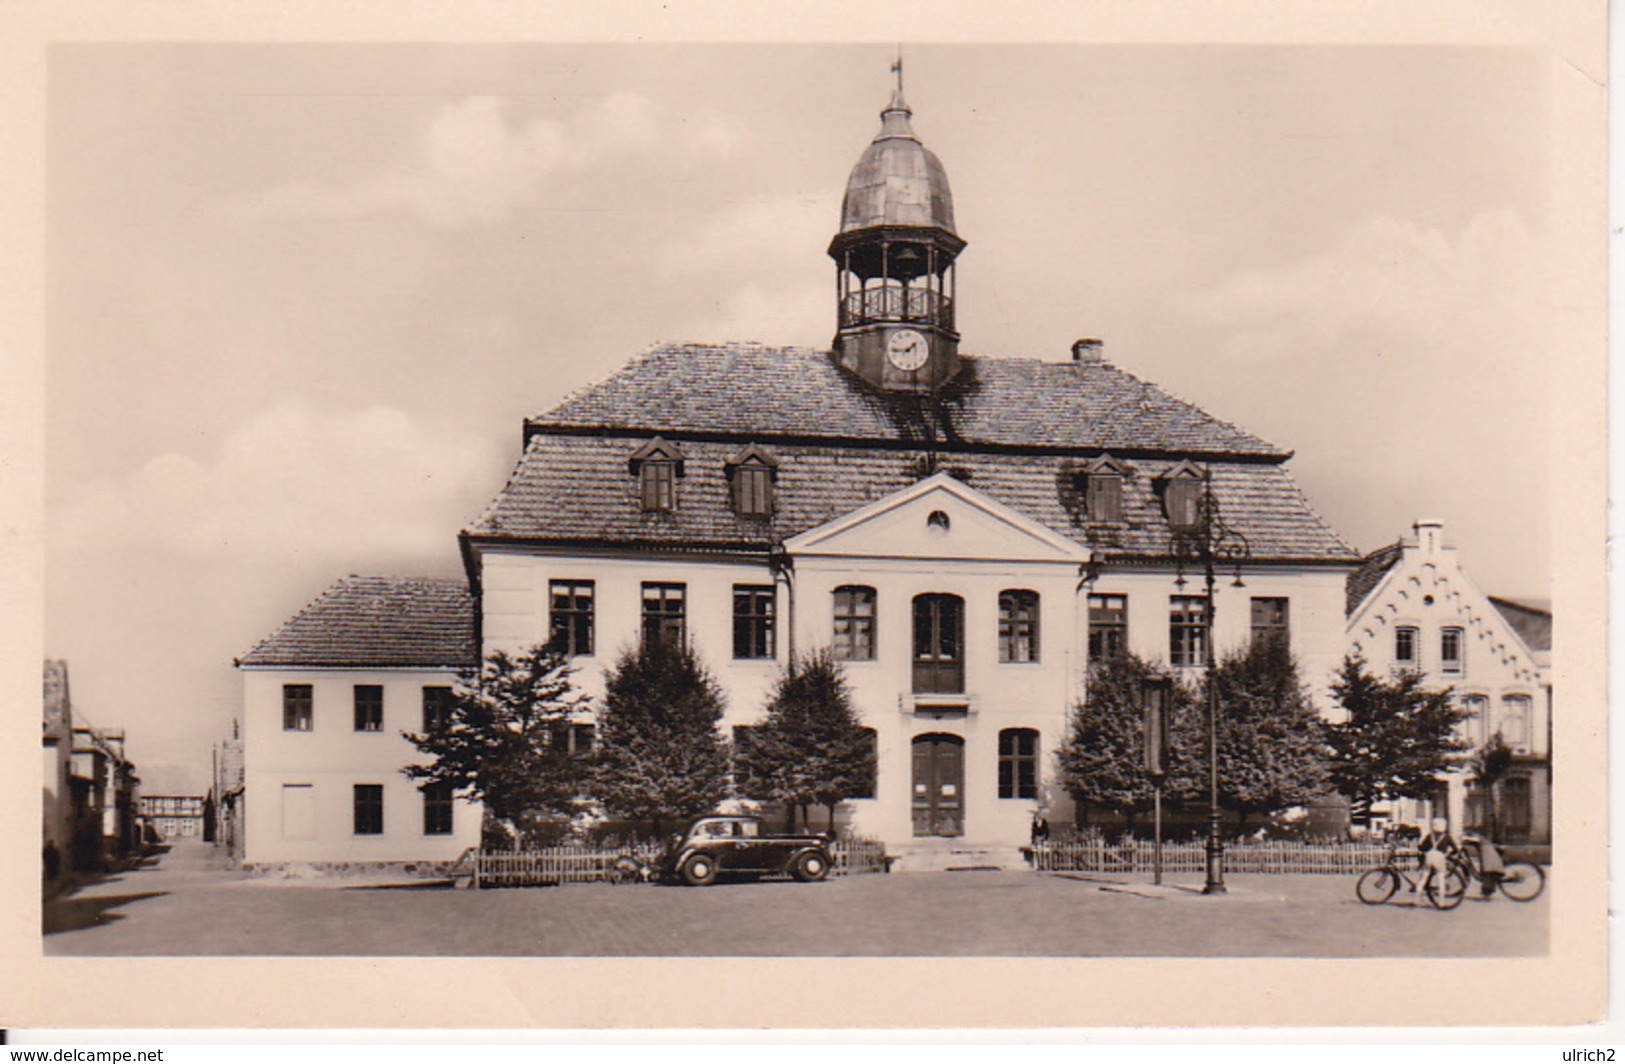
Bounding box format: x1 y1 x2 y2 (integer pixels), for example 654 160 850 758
886 329 929 371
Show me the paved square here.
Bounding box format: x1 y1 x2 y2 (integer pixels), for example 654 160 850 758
44 839 1548 957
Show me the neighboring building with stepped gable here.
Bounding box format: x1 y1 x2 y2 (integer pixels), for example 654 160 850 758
457 69 1360 854
1345 519 1551 845
237 576 481 870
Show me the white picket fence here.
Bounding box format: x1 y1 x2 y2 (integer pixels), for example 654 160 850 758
1032 838 1388 875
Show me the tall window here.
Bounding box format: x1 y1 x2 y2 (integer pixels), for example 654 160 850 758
353 784 384 836
549 580 595 657
1169 596 1208 667
732 463 773 517
283 684 313 732
353 685 383 732
1440 627 1465 675
1088 594 1128 662
998 728 1039 799
1250 597 1290 649
422 686 452 732
999 590 1040 663
912 593 965 694
1461 693 1490 745
832 585 877 661
641 583 687 647
1500 694 1531 747
422 782 454 836
1086 472 1123 523
733 585 776 659
1395 626 1419 667
640 459 675 512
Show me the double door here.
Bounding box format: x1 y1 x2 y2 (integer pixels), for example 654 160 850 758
911 734 965 837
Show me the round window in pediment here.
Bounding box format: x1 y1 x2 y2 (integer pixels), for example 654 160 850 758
927 510 951 533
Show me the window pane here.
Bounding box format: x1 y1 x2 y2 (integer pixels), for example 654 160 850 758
998 728 1039 799
1395 627 1418 664
354 685 383 732
422 686 451 732
283 685 313 732
1088 594 1128 662
833 586 876 660
1170 596 1208 667
1088 475 1122 523
641 583 687 647
354 785 384 835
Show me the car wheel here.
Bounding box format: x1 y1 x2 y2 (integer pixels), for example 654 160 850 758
681 853 718 887
791 850 829 883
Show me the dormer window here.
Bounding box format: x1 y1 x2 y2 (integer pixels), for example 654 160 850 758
726 443 778 518
629 437 685 513
1083 455 1127 523
1159 461 1206 532
642 461 675 511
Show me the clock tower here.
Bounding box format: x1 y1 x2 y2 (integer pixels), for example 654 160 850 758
829 59 965 392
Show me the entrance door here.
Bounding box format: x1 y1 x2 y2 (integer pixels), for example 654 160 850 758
912 734 965 837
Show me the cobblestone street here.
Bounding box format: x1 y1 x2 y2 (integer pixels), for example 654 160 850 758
42 838 1549 957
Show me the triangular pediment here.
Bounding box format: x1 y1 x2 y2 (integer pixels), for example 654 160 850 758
784 472 1091 564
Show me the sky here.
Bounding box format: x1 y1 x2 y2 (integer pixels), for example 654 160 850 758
44 43 1558 789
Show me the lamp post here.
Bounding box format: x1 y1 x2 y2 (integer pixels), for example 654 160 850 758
1168 463 1250 895
1141 674 1171 886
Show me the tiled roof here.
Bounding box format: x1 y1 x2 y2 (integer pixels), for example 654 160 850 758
1345 541 1403 617
531 344 1287 458
237 576 475 669
1490 597 1552 653
470 435 1356 563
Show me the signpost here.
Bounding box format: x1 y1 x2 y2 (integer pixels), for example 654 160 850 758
1142 675 1172 886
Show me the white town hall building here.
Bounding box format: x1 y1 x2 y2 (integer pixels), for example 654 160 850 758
237 72 1362 868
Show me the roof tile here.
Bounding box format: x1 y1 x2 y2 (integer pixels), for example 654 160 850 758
238 576 475 669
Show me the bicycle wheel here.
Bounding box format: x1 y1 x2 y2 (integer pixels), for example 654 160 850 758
1498 860 1545 901
1428 865 1469 910
1356 867 1398 905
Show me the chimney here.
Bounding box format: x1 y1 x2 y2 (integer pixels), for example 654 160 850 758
1072 338 1105 365
1414 518 1445 557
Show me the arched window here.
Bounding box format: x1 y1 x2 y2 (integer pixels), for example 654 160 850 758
998 728 1039 799
999 589 1040 663
912 593 964 694
832 585 877 660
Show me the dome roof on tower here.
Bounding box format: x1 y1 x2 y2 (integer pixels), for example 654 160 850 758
839 82 957 235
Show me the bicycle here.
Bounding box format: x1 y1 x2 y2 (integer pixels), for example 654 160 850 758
1355 841 1469 910
1452 837 1545 902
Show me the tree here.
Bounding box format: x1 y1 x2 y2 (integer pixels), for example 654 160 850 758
739 649 877 833
589 637 731 837
1198 637 1331 835
1324 656 1471 825
1058 654 1201 832
1469 732 1516 842
403 644 590 841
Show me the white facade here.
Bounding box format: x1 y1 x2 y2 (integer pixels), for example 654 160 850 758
1346 519 1551 840
473 474 1353 849
241 667 481 867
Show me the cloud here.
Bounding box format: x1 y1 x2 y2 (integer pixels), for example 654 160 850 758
213 94 745 229
1187 210 1544 358
54 398 504 565
656 194 837 348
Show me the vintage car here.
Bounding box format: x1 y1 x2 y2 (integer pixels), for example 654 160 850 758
656 815 833 886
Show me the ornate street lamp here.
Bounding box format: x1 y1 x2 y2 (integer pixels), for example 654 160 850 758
1166 463 1250 895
